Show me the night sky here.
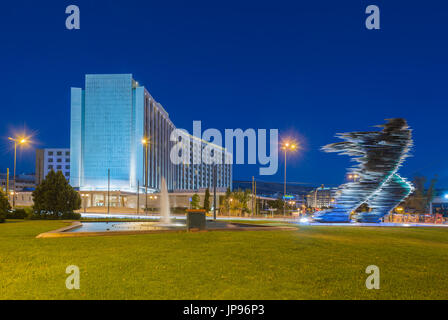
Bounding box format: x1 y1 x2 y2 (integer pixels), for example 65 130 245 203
0 0 447 187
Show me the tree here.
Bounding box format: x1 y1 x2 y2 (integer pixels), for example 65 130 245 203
32 170 81 219
221 187 231 215
203 188 211 212
232 189 251 216
191 193 201 209
0 189 11 223
355 203 370 213
270 198 285 211
403 175 437 213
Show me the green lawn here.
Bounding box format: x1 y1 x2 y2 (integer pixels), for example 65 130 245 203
0 220 447 299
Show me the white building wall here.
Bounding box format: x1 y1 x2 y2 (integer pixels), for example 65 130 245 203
43 148 71 181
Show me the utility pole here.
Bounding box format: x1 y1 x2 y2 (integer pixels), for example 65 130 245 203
254 179 257 215
107 169 110 215
137 180 140 214
213 164 217 220
280 141 297 217
12 141 17 208
144 138 148 214
83 194 87 213
283 148 287 216
6 168 9 200
252 176 255 216
8 137 29 209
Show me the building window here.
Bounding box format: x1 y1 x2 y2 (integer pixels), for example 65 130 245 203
57 151 62 156
65 151 70 156
57 158 62 162
57 165 62 169
66 165 70 169
48 158 53 162
48 165 53 169
48 151 53 156
65 172 70 176
66 158 70 162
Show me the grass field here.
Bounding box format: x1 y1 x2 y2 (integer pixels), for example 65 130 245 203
0 220 447 299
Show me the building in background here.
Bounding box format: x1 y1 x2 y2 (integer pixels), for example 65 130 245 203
0 173 36 192
430 193 448 216
306 186 338 209
70 74 232 195
35 148 70 184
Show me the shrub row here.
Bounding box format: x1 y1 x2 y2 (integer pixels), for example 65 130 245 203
4 208 81 220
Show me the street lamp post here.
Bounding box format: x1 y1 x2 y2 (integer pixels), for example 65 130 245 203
213 164 217 220
8 137 28 209
142 137 149 214
281 141 297 216
81 194 88 213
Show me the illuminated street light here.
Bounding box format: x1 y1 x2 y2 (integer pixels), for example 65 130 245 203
81 193 89 213
281 139 298 216
396 206 404 213
142 136 149 214
8 136 29 208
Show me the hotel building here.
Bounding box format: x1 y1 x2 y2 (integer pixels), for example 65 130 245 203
70 74 232 198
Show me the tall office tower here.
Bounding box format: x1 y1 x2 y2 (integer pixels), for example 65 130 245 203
70 74 232 193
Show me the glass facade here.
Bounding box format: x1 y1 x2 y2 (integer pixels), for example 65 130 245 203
70 74 232 192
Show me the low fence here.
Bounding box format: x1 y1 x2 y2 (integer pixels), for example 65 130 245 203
387 213 446 224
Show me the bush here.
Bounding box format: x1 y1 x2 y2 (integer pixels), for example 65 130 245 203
0 189 11 223
61 212 81 220
6 208 28 219
172 207 187 214
203 188 211 212
31 211 81 220
191 194 201 209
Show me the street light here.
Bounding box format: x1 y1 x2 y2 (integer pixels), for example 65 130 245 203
142 137 149 214
8 136 29 208
348 173 359 182
81 193 89 213
281 140 298 216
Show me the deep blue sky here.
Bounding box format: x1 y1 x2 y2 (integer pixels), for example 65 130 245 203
0 0 447 187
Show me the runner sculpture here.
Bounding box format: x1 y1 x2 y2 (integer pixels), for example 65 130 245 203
314 118 414 223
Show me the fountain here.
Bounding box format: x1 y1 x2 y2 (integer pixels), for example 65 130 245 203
159 177 171 224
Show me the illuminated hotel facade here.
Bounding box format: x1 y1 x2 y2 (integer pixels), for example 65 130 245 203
70 74 232 194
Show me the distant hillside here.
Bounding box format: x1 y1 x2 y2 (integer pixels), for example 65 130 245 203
233 180 315 198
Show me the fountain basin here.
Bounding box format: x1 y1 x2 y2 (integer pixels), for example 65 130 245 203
68 221 185 232
36 220 297 238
